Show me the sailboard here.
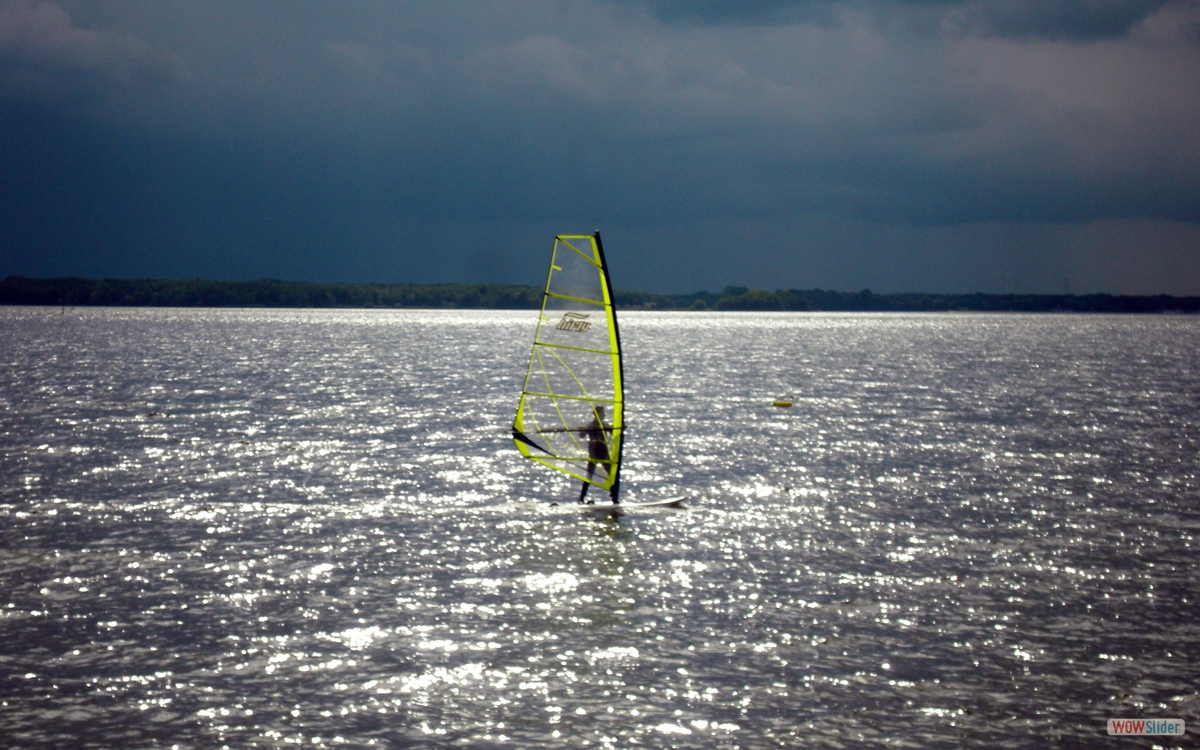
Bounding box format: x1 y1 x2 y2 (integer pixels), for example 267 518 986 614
571 497 686 516
512 232 625 502
614 496 684 509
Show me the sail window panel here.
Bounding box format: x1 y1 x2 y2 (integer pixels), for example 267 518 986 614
521 400 616 481
538 456 611 484
521 395 615 439
537 296 613 353
521 395 619 449
546 237 604 304
520 396 576 449
531 346 615 401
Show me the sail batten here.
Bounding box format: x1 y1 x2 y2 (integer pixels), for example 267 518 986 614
521 392 622 402
545 293 606 305
532 342 616 355
513 232 623 494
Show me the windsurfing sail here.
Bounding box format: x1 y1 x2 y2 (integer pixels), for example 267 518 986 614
512 232 624 498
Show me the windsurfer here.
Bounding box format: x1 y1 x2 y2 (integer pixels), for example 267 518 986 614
578 406 618 505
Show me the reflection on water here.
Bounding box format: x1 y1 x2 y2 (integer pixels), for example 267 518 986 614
0 307 1197 748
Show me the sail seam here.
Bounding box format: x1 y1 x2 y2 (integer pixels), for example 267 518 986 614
535 348 586 456
556 237 601 267
522 392 618 402
545 292 605 306
532 342 616 356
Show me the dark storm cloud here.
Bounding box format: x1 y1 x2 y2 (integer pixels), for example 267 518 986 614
604 0 837 25
937 0 1182 40
0 0 184 105
617 0 1180 41
1 0 1198 293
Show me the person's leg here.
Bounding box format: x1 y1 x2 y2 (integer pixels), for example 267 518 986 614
579 462 596 503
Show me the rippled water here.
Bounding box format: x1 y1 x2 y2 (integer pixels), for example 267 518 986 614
1 307 1197 749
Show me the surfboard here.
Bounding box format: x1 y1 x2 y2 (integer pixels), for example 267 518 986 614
619 496 685 508
572 497 686 514
571 496 686 513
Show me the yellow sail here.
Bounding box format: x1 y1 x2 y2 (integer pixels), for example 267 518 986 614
512 232 623 495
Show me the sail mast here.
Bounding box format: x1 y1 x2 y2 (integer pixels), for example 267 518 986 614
593 230 623 501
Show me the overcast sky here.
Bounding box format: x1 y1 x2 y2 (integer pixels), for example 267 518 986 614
2 0 1198 294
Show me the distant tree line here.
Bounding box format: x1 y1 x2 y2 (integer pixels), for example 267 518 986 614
0 277 543 309
670 286 1200 314
2 276 1198 313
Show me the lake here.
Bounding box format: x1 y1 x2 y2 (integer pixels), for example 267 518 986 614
1 307 1197 748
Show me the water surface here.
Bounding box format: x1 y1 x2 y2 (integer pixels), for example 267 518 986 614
1 308 1197 748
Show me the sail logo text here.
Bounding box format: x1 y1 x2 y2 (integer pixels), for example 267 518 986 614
1107 719 1184 736
556 313 592 333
